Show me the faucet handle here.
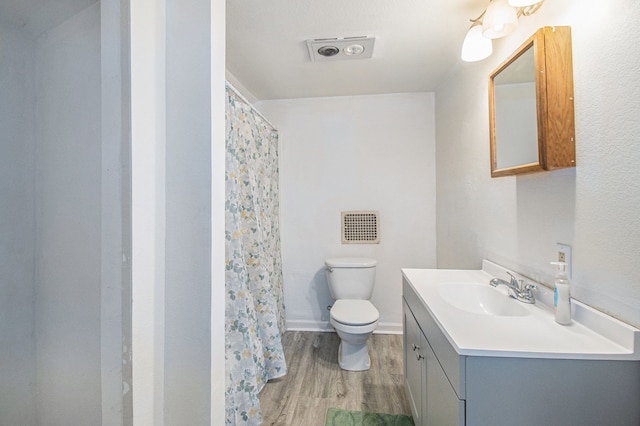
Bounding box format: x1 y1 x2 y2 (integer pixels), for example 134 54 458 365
521 283 537 303
507 272 522 289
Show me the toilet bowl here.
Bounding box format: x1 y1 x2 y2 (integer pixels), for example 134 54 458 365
325 257 379 371
330 299 379 370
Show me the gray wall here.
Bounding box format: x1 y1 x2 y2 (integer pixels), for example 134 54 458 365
0 19 37 426
34 4 103 423
435 0 640 328
0 2 131 424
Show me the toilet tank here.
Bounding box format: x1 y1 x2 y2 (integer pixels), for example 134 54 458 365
325 257 377 300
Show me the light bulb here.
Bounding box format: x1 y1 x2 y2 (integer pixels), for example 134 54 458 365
482 0 518 39
344 44 365 56
461 23 493 62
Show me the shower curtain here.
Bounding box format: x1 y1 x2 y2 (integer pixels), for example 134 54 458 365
225 84 287 425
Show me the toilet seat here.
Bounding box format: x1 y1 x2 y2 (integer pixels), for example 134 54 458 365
330 299 379 326
330 317 378 335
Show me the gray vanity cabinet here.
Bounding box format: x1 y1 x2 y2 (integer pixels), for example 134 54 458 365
403 303 426 424
403 298 463 426
403 276 640 426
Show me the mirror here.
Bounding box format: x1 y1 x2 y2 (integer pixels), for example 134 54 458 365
489 26 576 178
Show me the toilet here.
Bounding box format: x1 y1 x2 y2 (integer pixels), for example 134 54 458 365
325 257 379 371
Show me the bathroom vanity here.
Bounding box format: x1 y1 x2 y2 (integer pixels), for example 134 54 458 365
402 261 640 426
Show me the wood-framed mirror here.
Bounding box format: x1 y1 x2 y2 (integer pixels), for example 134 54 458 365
489 26 576 178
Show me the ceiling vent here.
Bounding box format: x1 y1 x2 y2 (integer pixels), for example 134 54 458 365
306 36 375 62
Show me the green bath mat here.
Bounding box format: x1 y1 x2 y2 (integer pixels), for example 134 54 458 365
325 408 414 426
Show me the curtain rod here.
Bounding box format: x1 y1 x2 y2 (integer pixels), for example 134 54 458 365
225 81 278 132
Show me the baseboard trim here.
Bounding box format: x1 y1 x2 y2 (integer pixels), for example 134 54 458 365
286 319 403 335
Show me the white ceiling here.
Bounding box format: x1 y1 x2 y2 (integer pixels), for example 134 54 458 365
0 0 97 36
226 0 488 101
1 0 488 100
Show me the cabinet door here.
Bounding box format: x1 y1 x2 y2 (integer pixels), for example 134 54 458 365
424 340 464 426
404 307 424 425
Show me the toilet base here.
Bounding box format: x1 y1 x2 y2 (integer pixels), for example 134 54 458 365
337 340 371 371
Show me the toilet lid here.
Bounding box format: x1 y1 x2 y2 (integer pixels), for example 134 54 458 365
331 300 379 326
325 257 377 268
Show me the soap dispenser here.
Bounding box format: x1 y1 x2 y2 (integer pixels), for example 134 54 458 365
551 262 571 325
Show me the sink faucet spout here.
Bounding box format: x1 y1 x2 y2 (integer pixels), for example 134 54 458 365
490 272 536 304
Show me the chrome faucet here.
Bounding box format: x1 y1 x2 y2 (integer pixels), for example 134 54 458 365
490 272 536 304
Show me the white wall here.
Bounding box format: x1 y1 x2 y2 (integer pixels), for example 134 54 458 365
0 19 37 426
34 4 103 422
256 93 437 332
131 0 167 422
164 0 212 422
132 0 226 423
211 0 227 421
436 0 640 328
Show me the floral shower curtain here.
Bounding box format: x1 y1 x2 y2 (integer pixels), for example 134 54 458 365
225 84 287 425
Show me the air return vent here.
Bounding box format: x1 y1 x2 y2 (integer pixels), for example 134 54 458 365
341 211 380 244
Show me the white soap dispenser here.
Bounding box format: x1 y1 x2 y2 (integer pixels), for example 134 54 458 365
551 261 571 325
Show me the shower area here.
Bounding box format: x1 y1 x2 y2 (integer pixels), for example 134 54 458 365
224 84 287 425
0 0 130 424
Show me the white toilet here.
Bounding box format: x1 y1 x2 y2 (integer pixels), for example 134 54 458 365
325 257 379 371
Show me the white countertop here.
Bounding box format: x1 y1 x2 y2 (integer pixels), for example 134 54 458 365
402 261 640 360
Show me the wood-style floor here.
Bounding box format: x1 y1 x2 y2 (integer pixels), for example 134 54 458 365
259 331 412 425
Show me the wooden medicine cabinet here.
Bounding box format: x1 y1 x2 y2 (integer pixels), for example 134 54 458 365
489 26 575 177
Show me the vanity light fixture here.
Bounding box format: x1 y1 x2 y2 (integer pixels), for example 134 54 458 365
507 0 544 6
461 20 493 62
482 0 518 39
461 0 544 62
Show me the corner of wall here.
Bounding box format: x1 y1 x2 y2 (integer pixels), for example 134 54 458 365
225 70 259 104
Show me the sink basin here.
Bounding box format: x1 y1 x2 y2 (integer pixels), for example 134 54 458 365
437 282 529 317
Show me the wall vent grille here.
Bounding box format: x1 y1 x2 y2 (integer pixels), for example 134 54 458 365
341 211 380 244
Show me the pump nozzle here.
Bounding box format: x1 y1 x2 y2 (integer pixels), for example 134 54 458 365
550 261 568 276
